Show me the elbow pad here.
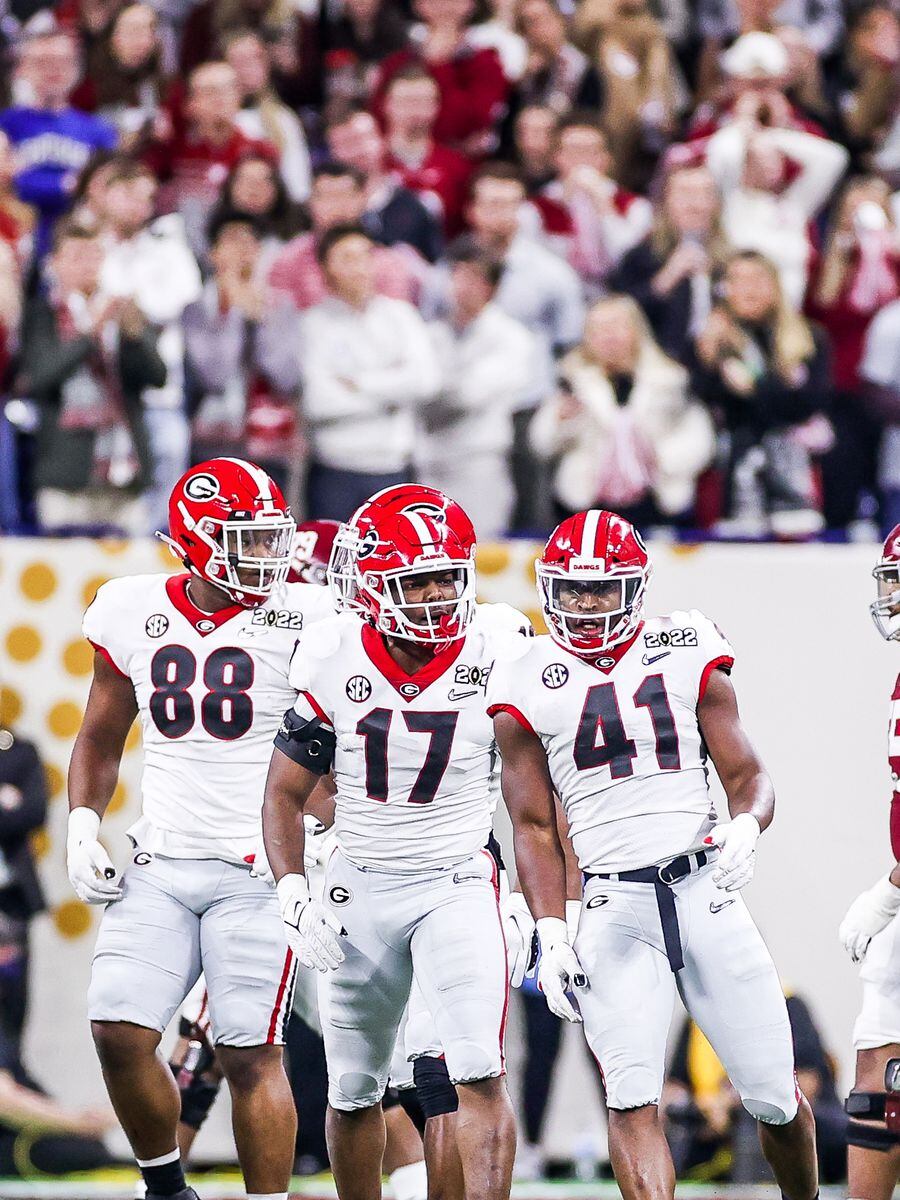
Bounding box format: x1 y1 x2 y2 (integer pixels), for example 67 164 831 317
273 709 336 776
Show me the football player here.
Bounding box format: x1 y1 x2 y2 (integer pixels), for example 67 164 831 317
66 458 333 1200
262 488 526 1200
487 509 820 1200
838 525 900 1199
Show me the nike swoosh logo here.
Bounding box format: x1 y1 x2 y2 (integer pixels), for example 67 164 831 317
642 652 671 666
447 688 478 701
709 899 736 914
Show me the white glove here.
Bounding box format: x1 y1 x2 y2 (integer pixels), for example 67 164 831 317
840 874 900 963
536 916 586 1023
247 831 274 886
277 873 345 973
501 891 535 987
707 813 761 892
66 808 122 904
303 814 337 873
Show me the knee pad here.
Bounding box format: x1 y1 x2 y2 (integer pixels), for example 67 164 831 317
742 1096 797 1126
845 1088 900 1150
397 1085 426 1136
413 1055 458 1120
382 1085 402 1112
172 1070 220 1130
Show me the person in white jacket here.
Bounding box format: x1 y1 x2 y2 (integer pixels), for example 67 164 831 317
98 159 202 532
530 293 715 524
706 102 848 307
300 224 440 520
421 243 536 540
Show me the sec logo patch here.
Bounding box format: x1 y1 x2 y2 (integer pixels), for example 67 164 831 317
346 676 372 702
542 663 569 689
145 614 169 638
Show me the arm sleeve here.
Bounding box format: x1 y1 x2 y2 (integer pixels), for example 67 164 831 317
485 653 537 734
690 610 736 702
82 582 132 678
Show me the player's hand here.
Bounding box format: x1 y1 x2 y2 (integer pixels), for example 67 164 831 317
303 814 337 873
277 874 344 973
536 917 586 1023
501 891 535 988
246 831 274 886
66 808 122 904
839 874 900 963
706 813 761 892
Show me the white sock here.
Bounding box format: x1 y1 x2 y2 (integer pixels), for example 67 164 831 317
136 1149 180 1168
389 1160 428 1200
247 1194 288 1199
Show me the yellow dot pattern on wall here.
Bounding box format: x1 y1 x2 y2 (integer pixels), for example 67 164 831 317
47 701 82 740
99 538 129 556
524 608 547 635
0 687 23 726
19 563 58 602
124 722 141 752
81 576 111 609
6 626 42 663
62 639 93 677
44 763 65 799
476 545 511 575
53 900 92 939
107 781 127 814
30 828 50 860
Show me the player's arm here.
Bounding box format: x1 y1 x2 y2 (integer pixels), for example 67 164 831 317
262 708 344 973
493 711 585 1021
697 667 771 893
66 651 138 904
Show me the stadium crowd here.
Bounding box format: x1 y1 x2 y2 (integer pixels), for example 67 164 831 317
0 0 898 541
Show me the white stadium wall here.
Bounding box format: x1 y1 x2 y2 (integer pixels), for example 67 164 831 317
0 536 895 1161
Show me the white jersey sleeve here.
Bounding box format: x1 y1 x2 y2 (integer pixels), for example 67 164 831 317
82 576 158 679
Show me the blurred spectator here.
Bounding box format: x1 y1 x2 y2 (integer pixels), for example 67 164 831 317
300 224 439 520
96 158 201 532
0 133 36 261
839 5 900 180
695 0 844 68
69 3 171 154
706 98 848 305
179 0 320 113
692 250 832 537
66 147 122 225
0 29 117 259
326 107 444 262
512 0 604 117
371 0 509 157
16 220 166 534
512 103 557 191
224 28 312 203
54 0 124 92
143 60 276 256
318 0 408 111
207 152 305 260
611 163 731 361
184 213 301 494
381 65 474 237
268 162 426 311
807 175 900 529
0 242 22 366
0 726 46 1046
530 293 714 524
857 296 900 536
570 0 680 191
541 112 652 295
467 0 528 84
421 242 535 538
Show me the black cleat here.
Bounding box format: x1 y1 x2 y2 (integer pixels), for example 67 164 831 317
146 1190 201 1200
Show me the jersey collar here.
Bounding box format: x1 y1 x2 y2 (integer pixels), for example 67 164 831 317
361 623 465 700
564 620 645 675
165 574 245 636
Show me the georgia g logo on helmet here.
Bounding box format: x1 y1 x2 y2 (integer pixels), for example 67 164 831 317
183 473 221 502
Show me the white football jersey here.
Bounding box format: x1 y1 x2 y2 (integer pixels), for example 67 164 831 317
286 604 529 871
83 572 334 863
486 610 735 874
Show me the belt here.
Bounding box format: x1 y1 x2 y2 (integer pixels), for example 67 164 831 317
583 851 710 974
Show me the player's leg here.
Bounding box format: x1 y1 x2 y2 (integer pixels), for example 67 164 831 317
846 918 900 1200
676 868 817 1200
88 852 203 1198
383 1097 429 1200
403 979 463 1200
574 877 678 1200
200 863 298 1197
168 982 222 1159
319 853 414 1200
411 852 514 1200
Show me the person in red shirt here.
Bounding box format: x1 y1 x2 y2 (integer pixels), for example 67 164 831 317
371 0 509 157
142 61 277 255
382 65 474 236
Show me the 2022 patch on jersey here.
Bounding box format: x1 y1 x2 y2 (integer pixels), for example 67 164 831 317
83 572 333 862
486 609 735 874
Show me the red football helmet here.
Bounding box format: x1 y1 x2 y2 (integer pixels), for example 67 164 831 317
289 520 341 586
871 524 900 641
159 458 296 607
344 506 476 643
537 509 652 658
328 484 476 613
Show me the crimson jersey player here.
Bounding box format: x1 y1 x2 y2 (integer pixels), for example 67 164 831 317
839 525 900 1199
